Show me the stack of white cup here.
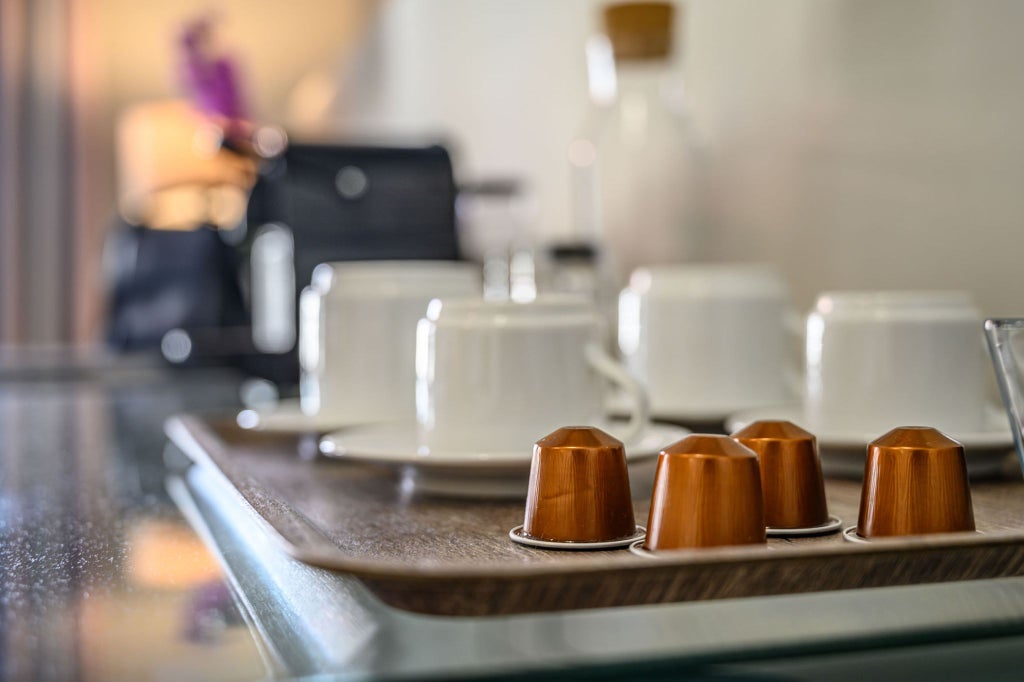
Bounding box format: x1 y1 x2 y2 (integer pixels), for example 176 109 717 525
618 264 796 419
299 262 648 455
299 261 480 426
415 296 648 454
300 259 993 471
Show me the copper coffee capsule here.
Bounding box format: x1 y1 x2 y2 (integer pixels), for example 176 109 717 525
857 426 975 538
522 426 637 543
732 420 830 530
644 434 766 550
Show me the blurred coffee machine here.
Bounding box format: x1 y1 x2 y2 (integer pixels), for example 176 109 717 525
107 102 462 385
241 142 462 384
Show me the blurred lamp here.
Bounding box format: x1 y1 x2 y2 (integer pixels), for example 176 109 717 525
115 99 257 230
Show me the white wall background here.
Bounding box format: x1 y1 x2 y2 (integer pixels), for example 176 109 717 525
688 0 1024 315
333 0 1024 315
334 0 607 240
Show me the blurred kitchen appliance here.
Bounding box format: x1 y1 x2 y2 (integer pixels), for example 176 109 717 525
106 219 249 352
107 100 260 362
241 143 462 383
455 178 537 301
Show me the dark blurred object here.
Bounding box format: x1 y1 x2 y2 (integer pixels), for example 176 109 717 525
542 242 600 296
245 143 459 293
106 220 248 352
241 143 461 382
104 219 295 384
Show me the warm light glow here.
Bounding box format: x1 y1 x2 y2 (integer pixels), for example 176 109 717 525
116 99 257 229
127 519 221 589
286 70 337 135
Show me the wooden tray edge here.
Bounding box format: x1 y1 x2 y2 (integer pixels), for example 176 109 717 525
166 414 1024 582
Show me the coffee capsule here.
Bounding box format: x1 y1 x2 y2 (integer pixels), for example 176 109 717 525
857 426 975 538
644 434 766 550
518 426 639 545
732 420 831 530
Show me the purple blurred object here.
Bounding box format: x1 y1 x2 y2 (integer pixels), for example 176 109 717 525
182 580 242 643
179 17 247 137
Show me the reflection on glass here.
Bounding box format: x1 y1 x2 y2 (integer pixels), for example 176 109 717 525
985 319 1024 474
0 374 266 680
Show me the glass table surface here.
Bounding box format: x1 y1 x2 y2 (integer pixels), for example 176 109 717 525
4 360 1024 680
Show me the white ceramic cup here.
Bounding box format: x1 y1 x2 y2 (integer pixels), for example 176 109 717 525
415 295 649 454
299 261 481 424
618 264 795 417
804 290 986 435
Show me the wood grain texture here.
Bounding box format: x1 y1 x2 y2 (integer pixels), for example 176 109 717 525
166 414 1024 617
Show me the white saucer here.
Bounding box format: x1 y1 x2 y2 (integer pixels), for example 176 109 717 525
508 525 646 551
236 399 362 434
320 420 688 468
319 420 690 498
607 392 794 424
725 404 1015 478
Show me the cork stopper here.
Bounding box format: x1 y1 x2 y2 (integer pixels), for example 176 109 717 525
603 2 676 61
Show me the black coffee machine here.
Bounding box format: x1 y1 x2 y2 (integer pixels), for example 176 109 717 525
239 142 463 385
107 142 463 387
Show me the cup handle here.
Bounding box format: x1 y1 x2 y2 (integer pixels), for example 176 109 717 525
585 344 650 444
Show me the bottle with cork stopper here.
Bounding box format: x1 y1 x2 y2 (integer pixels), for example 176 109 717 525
571 2 704 287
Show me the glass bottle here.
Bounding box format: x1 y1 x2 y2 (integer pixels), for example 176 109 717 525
576 2 702 285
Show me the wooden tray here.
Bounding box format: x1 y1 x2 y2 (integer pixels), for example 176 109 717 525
166 414 1024 617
